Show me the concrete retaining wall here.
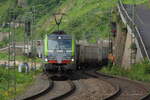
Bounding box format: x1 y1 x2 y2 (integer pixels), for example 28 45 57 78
116 5 144 68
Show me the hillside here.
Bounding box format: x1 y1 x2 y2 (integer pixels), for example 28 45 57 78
0 0 149 43
0 0 117 43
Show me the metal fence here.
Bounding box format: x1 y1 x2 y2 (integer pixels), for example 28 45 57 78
118 0 150 60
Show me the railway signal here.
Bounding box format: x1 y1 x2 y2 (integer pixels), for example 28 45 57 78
25 20 31 36
111 22 117 37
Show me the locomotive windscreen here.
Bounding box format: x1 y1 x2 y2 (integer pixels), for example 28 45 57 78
48 39 72 50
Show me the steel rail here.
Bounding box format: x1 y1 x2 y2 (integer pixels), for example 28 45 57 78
83 71 121 100
23 79 54 100
22 78 76 100
95 71 149 100
50 80 76 100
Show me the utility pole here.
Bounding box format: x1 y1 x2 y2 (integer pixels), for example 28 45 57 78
31 6 36 71
8 9 16 100
24 18 31 57
24 11 32 67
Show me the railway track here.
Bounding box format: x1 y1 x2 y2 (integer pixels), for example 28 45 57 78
83 71 120 100
22 76 53 100
65 71 117 100
21 68 150 100
23 75 76 100
50 80 76 100
86 69 150 100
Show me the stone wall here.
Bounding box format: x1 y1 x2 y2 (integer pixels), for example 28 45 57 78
113 21 127 66
121 26 132 68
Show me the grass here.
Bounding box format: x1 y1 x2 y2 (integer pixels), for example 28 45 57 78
100 59 150 82
0 52 26 61
0 52 43 63
1 0 150 43
0 40 8 48
0 0 117 43
0 0 16 24
123 0 148 4
34 0 150 42
0 53 8 60
35 0 117 42
0 0 11 23
0 67 40 100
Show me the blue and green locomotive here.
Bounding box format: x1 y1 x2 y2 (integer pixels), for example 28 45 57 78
43 31 76 72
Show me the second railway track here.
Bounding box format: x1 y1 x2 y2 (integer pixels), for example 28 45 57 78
23 74 76 100
87 69 150 100
65 71 117 100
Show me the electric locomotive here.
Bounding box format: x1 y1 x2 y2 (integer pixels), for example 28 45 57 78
43 31 76 72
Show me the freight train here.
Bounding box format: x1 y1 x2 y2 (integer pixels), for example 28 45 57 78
43 30 109 72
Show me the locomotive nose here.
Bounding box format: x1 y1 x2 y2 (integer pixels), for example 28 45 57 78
55 50 68 64
56 54 63 64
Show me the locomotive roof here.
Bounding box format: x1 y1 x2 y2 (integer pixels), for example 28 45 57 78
48 33 72 40
51 30 66 34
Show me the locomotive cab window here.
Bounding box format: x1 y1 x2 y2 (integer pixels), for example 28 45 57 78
48 39 72 50
48 40 59 50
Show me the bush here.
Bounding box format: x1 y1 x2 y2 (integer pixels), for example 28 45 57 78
0 37 9 48
0 67 35 100
100 59 150 82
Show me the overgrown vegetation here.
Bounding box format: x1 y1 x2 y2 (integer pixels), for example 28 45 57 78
0 0 149 42
0 52 42 63
123 0 148 4
35 0 117 42
0 52 28 61
100 59 150 82
0 0 118 42
0 37 9 48
0 67 39 100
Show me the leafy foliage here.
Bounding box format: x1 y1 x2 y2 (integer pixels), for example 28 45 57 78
101 59 150 82
0 0 149 42
0 67 35 100
123 0 148 4
0 37 9 48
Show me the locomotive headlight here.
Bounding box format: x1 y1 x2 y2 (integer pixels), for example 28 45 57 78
58 36 61 39
71 58 74 62
45 58 48 62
